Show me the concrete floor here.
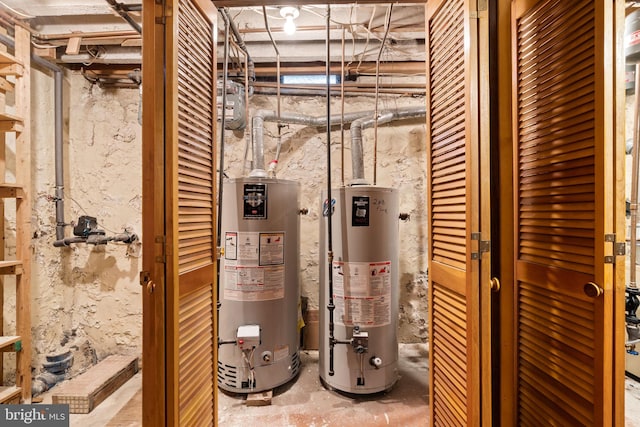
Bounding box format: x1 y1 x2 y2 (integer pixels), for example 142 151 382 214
39 344 640 426
218 344 428 427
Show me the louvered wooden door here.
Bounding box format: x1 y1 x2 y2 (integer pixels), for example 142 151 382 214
509 0 622 425
142 0 218 425
426 0 491 425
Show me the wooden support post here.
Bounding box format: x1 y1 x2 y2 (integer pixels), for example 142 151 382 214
14 25 31 404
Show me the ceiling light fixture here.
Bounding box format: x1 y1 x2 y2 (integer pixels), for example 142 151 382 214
280 6 300 36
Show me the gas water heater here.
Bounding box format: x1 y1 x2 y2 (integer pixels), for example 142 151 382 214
319 185 399 394
217 178 301 393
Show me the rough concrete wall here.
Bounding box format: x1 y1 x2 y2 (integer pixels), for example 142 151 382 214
4 70 143 380
223 94 429 343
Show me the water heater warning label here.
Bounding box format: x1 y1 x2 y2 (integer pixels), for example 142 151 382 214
332 261 391 327
224 264 285 301
223 231 285 301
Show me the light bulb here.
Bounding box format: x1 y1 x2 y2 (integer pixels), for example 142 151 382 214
284 15 296 35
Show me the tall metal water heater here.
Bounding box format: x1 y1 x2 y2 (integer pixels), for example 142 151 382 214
319 185 399 394
217 178 301 393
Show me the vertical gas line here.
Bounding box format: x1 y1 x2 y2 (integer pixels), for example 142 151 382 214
373 4 393 186
631 63 640 288
262 6 283 176
341 27 346 187
216 9 230 334
325 4 337 377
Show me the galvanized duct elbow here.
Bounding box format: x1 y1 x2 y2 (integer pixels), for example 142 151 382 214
249 106 425 179
250 109 372 176
350 106 426 183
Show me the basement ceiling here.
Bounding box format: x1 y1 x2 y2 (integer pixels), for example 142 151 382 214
0 1 426 86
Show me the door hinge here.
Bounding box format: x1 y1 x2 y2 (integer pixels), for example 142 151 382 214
470 0 487 19
471 233 491 260
604 233 625 264
155 235 166 263
155 0 168 24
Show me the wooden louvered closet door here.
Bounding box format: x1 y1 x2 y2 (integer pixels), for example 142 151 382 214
142 0 218 425
510 0 622 425
426 0 491 425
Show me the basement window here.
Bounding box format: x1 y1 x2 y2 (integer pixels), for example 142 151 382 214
281 75 340 85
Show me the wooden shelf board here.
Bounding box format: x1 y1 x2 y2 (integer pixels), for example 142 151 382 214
0 336 21 352
0 386 21 404
0 63 23 77
0 52 23 77
0 183 24 199
0 260 22 275
0 76 14 93
0 50 22 66
0 111 23 133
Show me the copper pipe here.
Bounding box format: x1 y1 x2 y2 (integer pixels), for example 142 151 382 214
0 11 32 33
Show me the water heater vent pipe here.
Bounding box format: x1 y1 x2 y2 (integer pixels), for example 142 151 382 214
250 106 425 182
350 106 426 184
250 109 371 176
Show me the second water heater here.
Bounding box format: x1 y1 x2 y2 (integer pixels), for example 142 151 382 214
319 185 399 394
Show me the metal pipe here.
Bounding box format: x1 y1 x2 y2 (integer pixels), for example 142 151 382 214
54 72 65 240
105 0 142 34
373 4 394 186
121 4 142 12
253 109 372 128
216 10 231 333
341 28 346 187
221 8 255 91
252 62 426 77
632 62 640 287
350 106 426 183
251 109 371 172
252 85 425 97
0 33 67 242
325 4 337 377
243 45 251 176
53 231 137 247
261 6 283 177
250 106 424 183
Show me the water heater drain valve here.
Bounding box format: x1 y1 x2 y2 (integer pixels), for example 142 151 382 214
351 326 369 354
370 356 383 368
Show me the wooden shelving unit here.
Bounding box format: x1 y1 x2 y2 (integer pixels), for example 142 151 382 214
0 26 31 404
